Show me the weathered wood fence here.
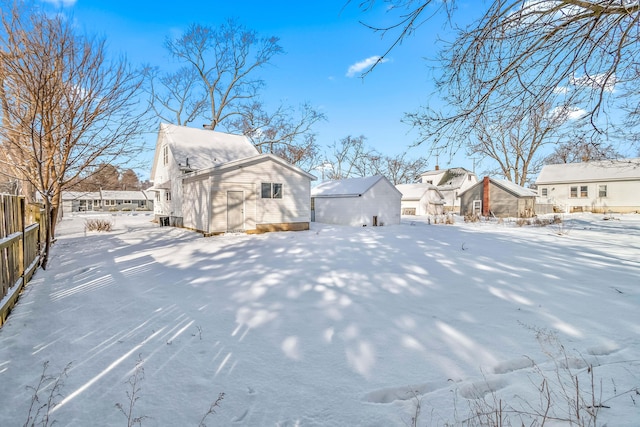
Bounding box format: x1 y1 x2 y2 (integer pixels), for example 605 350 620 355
0 194 46 327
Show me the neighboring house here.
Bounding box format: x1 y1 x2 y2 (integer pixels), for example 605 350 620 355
150 123 315 234
420 167 478 213
459 177 537 218
395 183 445 216
535 158 640 213
311 175 401 226
54 190 153 216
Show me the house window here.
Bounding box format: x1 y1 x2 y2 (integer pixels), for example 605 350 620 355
104 200 115 206
580 186 588 197
138 200 146 207
541 188 548 196
166 192 171 201
155 193 160 202
261 182 283 199
123 200 131 204
163 145 169 165
598 185 607 197
570 186 578 198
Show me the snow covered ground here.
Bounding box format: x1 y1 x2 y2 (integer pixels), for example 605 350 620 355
0 212 638 426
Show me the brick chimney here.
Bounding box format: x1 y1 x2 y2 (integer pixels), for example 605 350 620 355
435 164 440 171
482 176 490 216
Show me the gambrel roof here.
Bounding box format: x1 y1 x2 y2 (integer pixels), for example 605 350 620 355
311 176 401 198
536 158 640 185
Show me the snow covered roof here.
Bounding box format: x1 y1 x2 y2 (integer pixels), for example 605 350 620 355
153 123 259 174
457 177 537 198
100 190 151 200
536 158 640 185
311 175 386 198
58 191 152 200
185 153 316 181
491 178 537 197
395 183 442 200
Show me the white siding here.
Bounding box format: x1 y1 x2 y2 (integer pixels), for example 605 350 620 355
538 180 640 213
314 179 401 226
182 176 210 232
182 156 312 233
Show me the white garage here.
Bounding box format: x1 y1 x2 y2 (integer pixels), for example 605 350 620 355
311 176 401 226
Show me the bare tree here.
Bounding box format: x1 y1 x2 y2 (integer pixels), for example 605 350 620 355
162 19 283 130
545 133 621 164
469 101 566 186
0 2 146 267
143 65 207 126
323 135 380 180
149 19 325 168
227 101 325 170
382 152 429 184
358 1 640 157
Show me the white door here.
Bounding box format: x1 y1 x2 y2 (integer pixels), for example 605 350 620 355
227 191 244 232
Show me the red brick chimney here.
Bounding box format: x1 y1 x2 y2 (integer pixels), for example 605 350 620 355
435 164 440 171
482 176 490 216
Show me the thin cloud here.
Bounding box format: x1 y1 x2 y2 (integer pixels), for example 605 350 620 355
41 0 77 7
346 56 388 78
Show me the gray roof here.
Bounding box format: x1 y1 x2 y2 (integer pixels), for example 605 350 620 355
536 158 640 184
156 123 259 172
312 176 388 197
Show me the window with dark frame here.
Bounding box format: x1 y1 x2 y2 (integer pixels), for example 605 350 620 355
541 188 548 196
261 183 283 199
570 186 578 198
261 183 272 198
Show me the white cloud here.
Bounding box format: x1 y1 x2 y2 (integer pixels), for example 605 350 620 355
548 105 587 123
346 56 388 78
41 0 77 7
570 73 616 92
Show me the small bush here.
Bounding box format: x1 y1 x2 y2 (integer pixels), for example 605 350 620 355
85 219 113 232
464 213 480 223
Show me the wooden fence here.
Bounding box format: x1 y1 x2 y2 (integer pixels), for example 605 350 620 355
0 194 46 327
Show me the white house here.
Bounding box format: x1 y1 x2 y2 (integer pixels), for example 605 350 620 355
311 175 401 226
395 183 445 216
51 190 153 216
150 123 259 226
535 158 640 213
419 167 478 213
150 123 315 233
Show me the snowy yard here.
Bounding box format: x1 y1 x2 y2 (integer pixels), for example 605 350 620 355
0 212 638 426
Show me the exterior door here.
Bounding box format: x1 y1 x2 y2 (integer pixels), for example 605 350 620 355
227 191 244 232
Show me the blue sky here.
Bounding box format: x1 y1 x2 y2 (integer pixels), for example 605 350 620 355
41 0 473 179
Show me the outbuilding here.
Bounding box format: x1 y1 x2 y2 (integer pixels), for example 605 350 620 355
459 176 536 218
396 183 445 216
311 175 401 226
